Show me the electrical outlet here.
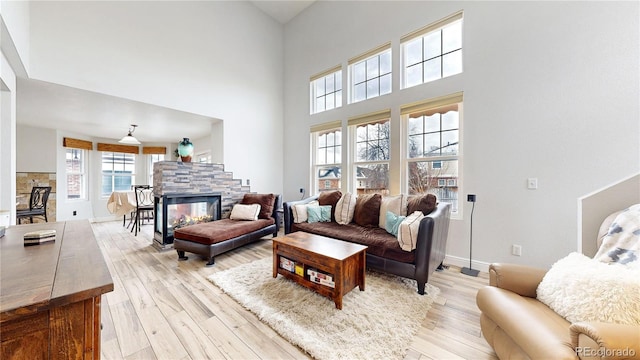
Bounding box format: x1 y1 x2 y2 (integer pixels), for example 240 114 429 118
512 244 522 256
299 188 304 193
73 210 77 216
467 194 476 202
527 178 538 190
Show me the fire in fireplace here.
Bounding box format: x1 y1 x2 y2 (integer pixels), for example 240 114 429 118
154 192 221 250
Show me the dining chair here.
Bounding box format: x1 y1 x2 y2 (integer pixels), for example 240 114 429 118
125 185 150 229
17 186 52 224
132 185 154 236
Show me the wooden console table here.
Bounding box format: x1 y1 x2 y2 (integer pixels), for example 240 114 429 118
0 221 114 359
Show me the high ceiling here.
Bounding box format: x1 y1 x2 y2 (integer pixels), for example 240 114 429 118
16 1 315 143
17 78 218 143
250 1 315 24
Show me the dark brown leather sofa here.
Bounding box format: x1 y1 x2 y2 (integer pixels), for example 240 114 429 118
174 194 280 266
283 196 451 294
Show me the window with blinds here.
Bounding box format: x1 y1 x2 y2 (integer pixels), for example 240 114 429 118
402 93 462 213
311 121 342 194
63 137 92 201
349 110 391 195
101 152 136 197
65 148 87 200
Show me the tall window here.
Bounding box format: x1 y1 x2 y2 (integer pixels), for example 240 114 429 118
349 43 392 103
66 148 87 200
102 152 135 196
402 12 463 89
312 122 342 193
148 154 165 185
350 110 391 195
311 67 342 114
403 93 462 214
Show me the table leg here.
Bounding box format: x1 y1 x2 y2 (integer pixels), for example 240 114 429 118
272 245 278 278
358 251 366 291
334 296 343 310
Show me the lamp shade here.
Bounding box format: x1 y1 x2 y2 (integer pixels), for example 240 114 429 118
118 134 141 145
118 124 141 144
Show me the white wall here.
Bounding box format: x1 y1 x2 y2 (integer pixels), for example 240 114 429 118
283 1 640 269
1 0 28 224
1 52 17 223
0 0 30 76
16 124 55 172
27 1 284 195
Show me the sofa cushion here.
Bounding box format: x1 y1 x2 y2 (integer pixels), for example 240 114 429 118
318 190 342 222
385 211 405 237
291 221 416 264
378 195 404 228
241 193 276 220
174 218 275 245
230 204 260 221
536 252 640 326
353 193 382 227
398 211 424 251
406 194 437 216
335 192 357 225
307 205 332 223
292 200 319 223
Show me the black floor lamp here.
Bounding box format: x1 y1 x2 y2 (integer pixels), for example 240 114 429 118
461 194 479 277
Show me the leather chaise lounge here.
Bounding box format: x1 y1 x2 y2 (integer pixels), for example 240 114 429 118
173 194 280 266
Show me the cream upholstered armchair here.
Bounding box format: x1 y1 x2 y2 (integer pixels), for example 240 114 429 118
476 206 640 360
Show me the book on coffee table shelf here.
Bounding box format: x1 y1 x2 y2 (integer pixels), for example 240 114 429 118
294 263 304 277
307 268 335 288
23 229 56 246
280 257 295 272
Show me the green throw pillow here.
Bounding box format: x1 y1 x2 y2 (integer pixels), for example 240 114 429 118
385 211 405 236
308 205 332 223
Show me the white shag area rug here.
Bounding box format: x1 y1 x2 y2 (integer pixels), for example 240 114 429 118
208 258 439 360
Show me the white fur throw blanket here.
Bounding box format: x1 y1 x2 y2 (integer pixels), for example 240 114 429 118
536 252 640 325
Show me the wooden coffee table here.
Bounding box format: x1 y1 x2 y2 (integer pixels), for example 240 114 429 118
272 231 367 310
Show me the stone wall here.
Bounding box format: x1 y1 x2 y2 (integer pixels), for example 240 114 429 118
153 161 250 218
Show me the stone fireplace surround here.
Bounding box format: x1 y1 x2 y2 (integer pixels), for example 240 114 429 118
153 161 252 249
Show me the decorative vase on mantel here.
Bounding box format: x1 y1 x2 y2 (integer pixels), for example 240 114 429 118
177 138 194 162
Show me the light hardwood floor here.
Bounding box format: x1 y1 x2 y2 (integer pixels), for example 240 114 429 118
94 221 498 360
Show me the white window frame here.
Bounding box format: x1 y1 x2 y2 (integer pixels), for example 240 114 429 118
310 66 343 114
348 43 392 104
349 110 391 195
101 152 136 197
401 93 463 218
401 11 463 89
65 148 87 200
311 121 343 194
148 153 165 185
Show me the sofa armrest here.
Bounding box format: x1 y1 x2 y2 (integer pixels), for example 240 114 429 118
282 196 319 234
489 263 547 298
570 322 640 360
413 203 451 294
